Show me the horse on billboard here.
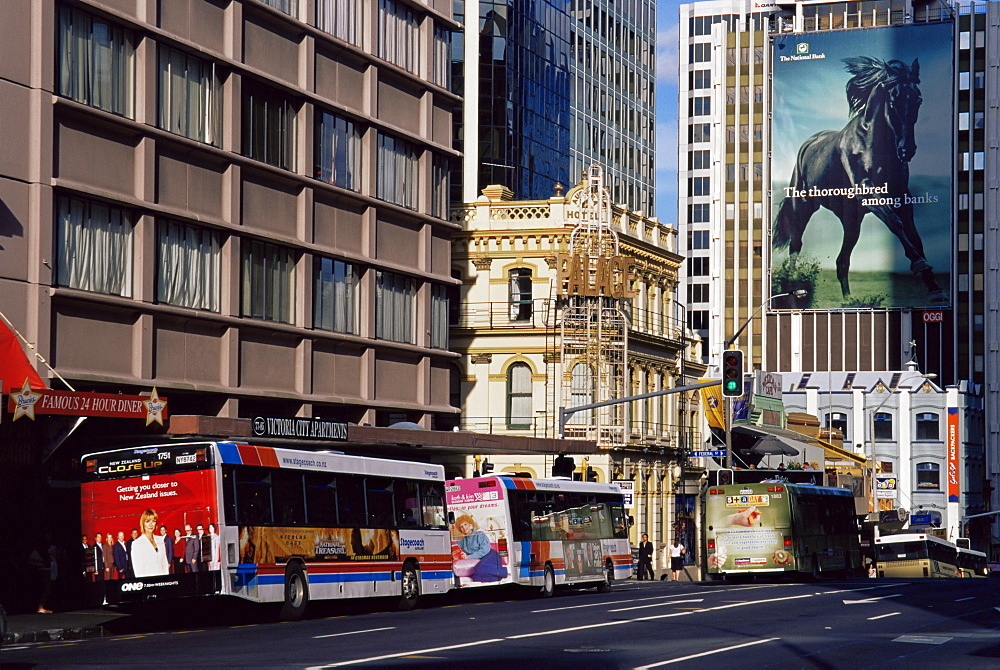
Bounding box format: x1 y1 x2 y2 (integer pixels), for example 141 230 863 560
773 57 946 302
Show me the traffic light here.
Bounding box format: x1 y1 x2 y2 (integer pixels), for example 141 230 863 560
552 455 575 478
585 466 597 482
721 350 745 397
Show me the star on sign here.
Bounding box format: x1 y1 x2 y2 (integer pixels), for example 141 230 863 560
12 378 42 421
143 387 167 426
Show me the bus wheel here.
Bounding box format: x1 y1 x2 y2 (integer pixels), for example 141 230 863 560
398 561 420 611
280 564 309 621
540 564 555 598
597 559 613 593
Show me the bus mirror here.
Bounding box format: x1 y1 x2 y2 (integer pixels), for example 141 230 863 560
627 515 634 527
447 511 455 524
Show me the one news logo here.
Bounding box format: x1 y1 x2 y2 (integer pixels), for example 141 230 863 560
121 582 144 592
796 42 809 54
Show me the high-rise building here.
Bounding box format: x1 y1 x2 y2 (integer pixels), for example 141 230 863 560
455 0 657 215
677 0 998 558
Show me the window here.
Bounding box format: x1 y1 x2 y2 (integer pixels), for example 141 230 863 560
57 6 134 117
690 96 710 116
158 46 220 145
243 82 295 170
916 412 939 440
375 270 415 343
569 363 594 425
916 462 940 489
234 469 272 525
690 150 710 170
688 283 709 303
313 257 358 334
261 0 298 16
378 0 419 73
690 176 709 196
365 477 395 527
689 203 709 223
690 69 711 89
57 196 133 297
157 220 220 311
689 42 711 63
873 412 892 440
337 475 365 526
689 310 708 330
432 25 451 88
272 470 305 526
315 111 361 190
509 268 533 320
430 284 449 349
688 230 709 249
316 0 361 44
304 474 338 526
689 123 710 143
506 363 533 429
825 412 848 437
432 155 450 219
242 240 295 323
687 257 709 276
377 133 419 210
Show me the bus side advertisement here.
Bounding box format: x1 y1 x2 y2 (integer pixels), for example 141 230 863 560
706 486 794 572
445 478 513 587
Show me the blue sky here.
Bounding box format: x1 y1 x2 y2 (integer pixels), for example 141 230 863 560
655 1 682 223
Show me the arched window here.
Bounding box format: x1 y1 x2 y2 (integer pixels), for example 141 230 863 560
873 412 892 440
508 268 532 321
825 412 848 437
916 412 939 440
916 462 940 489
506 363 532 429
569 363 594 425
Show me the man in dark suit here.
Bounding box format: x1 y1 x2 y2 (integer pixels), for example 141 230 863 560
184 524 200 573
126 529 139 578
159 526 174 572
113 531 129 579
637 533 654 580
90 533 105 581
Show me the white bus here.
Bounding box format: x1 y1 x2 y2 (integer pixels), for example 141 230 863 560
81 442 451 619
874 532 964 578
445 476 632 595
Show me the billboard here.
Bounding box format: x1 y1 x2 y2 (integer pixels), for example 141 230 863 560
771 23 953 310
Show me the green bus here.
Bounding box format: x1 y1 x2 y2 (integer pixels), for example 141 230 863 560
705 482 863 579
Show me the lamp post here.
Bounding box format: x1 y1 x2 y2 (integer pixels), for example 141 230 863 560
721 290 808 467
866 371 936 518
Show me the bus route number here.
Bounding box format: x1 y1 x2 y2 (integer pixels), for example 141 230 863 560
726 494 768 507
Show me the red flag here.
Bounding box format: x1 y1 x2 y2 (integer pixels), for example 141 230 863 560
0 319 47 393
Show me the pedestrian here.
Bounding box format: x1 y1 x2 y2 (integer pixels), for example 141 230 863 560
669 538 686 581
637 533 654 580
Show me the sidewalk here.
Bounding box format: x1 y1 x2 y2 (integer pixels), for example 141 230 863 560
3 608 127 645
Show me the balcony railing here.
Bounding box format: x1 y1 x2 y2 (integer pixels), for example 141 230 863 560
459 415 700 451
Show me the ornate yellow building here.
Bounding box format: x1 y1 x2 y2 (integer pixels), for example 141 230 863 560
445 167 708 571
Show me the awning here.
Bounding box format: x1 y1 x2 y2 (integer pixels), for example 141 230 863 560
731 424 866 465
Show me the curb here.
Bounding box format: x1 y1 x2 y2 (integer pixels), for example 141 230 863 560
4 625 108 645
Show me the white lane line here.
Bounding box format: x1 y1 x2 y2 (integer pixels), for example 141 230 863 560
313 626 396 639
306 638 505 668
608 599 704 612
843 594 903 604
533 591 714 613
954 596 975 602
634 637 780 668
867 612 901 621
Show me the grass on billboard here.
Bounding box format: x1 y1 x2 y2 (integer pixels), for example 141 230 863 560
810 269 949 309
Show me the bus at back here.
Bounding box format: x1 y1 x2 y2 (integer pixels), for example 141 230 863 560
445 476 631 595
81 441 451 618
705 482 862 579
873 532 984 578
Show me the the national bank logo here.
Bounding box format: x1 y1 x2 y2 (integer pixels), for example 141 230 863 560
779 42 827 62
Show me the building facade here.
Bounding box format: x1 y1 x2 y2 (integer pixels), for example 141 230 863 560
448 168 707 568
455 0 657 215
678 0 998 557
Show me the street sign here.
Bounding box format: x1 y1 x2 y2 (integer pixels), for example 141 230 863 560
875 475 898 499
692 450 727 458
613 480 634 508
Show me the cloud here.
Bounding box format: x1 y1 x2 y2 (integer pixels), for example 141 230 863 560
656 21 680 88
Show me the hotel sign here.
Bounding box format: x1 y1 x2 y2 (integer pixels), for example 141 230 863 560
555 253 637 299
252 416 348 441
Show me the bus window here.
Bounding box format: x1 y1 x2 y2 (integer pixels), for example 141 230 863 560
366 477 395 527
272 471 305 526
304 474 338 526
609 503 629 539
394 480 420 526
236 468 273 525
338 475 365 527
420 482 446 528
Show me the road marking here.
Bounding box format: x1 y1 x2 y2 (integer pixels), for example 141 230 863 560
313 626 395 639
38 642 82 648
171 630 204 634
634 637 780 668
608 599 704 612
843 594 903 604
893 635 952 645
954 596 975 602
111 636 147 641
867 612 901 620
306 638 505 668
533 592 706 613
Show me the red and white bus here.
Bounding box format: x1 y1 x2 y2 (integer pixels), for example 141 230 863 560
445 476 632 595
81 441 451 618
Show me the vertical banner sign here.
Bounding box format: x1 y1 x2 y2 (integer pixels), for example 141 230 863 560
947 407 960 503
771 23 953 309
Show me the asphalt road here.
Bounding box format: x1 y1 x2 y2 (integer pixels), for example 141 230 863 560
3 578 998 668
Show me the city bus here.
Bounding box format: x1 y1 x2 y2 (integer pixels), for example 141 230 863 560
705 481 863 579
445 476 632 595
81 441 451 619
874 532 985 578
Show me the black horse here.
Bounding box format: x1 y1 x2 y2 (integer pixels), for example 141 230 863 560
773 57 946 302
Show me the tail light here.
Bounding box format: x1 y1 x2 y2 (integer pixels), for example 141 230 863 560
767 485 784 492
783 536 792 547
707 539 716 550
498 538 508 552
84 459 97 473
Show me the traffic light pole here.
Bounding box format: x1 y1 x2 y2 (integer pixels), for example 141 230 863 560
724 396 732 470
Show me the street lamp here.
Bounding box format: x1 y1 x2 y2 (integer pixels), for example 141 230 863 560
721 289 807 467
867 371 936 518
